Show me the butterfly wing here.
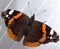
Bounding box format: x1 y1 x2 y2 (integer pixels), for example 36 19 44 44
23 21 43 47
7 28 24 42
23 21 59 47
7 28 17 41
23 34 41 47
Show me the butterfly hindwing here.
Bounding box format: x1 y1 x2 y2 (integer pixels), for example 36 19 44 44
23 21 43 47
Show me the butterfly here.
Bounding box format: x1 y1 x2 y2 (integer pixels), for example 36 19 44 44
1 9 59 47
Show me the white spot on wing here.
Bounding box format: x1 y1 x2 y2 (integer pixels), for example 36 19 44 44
50 29 54 35
6 15 9 18
50 36 53 39
9 10 14 15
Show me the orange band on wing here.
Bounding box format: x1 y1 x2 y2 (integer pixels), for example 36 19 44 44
39 23 46 42
7 28 17 41
8 18 14 25
42 23 46 33
24 42 40 47
8 13 23 25
14 13 22 19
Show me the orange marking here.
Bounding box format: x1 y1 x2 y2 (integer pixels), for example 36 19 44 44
8 18 14 25
39 23 46 42
25 42 40 47
42 23 46 33
39 34 46 42
7 28 17 41
8 13 23 25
